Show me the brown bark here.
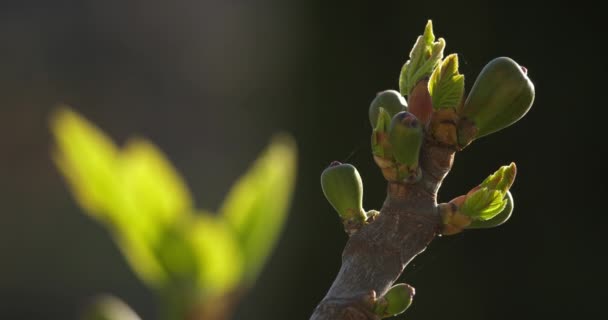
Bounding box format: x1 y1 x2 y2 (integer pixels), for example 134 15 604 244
310 139 455 319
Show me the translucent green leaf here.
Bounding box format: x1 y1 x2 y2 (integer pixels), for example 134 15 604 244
399 20 445 96
51 107 122 222
481 162 517 193
51 107 196 287
219 135 297 284
428 54 464 109
467 191 514 229
187 213 243 293
120 139 193 233
461 188 508 220
82 295 141 320
115 229 168 287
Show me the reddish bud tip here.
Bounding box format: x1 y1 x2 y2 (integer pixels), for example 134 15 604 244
408 79 433 124
328 161 342 167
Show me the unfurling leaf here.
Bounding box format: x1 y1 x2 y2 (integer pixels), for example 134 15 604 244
368 90 407 128
480 162 517 193
428 54 464 109
399 20 445 96
467 191 514 229
219 135 297 284
459 162 517 221
461 188 508 220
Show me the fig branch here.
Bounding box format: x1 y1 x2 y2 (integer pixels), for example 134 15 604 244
311 20 534 320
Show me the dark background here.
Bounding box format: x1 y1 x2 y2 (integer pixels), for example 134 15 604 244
1 0 605 319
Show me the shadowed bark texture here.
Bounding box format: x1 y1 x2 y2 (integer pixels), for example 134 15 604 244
311 139 455 320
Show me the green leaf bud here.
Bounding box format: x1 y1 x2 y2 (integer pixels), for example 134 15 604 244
369 90 408 128
467 191 514 229
389 111 423 168
320 162 366 224
459 57 535 139
374 283 415 318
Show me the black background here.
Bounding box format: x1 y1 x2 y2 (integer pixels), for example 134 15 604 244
1 0 605 319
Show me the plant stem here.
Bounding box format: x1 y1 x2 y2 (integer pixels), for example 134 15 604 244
310 140 455 319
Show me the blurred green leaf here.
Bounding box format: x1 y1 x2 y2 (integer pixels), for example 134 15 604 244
51 107 122 222
82 295 141 320
119 139 193 238
220 135 297 283
51 108 194 287
188 212 243 293
52 108 297 308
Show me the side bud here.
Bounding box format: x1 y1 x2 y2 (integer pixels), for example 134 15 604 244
389 111 423 181
369 90 408 128
467 191 514 229
320 162 366 234
461 163 517 221
374 283 415 318
458 57 535 147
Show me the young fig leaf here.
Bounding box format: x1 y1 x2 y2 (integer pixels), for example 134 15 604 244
399 20 445 96
481 162 517 193
460 187 508 221
428 53 464 109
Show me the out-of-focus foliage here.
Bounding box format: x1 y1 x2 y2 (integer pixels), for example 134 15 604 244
82 295 142 320
51 107 297 318
219 135 297 283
